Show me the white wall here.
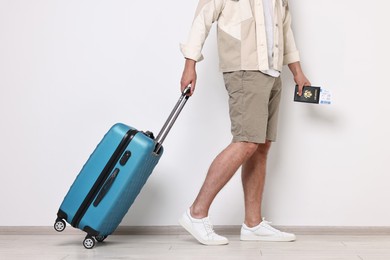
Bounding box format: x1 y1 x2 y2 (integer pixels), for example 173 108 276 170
1 0 389 227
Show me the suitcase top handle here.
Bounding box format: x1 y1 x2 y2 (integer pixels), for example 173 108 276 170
154 86 191 154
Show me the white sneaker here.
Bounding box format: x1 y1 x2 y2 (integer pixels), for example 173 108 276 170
240 218 296 242
179 209 229 245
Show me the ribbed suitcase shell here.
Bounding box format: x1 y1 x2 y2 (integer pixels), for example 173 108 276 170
58 123 163 236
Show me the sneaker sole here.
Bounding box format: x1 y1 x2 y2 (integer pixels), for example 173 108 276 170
178 217 229 246
240 234 296 242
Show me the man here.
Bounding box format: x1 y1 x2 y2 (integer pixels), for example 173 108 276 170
178 0 310 245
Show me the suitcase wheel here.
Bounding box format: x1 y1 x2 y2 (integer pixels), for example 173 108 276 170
83 236 96 249
95 235 107 242
54 219 66 232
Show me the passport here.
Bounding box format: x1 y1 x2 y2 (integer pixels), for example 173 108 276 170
294 85 321 104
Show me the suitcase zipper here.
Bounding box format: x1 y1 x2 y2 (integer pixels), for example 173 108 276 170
71 129 139 229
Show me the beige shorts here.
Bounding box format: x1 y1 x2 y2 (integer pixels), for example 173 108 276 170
223 70 282 144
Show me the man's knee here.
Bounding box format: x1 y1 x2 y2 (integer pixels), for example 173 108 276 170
257 141 272 156
239 142 259 159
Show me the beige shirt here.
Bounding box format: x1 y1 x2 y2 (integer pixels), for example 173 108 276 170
180 0 300 72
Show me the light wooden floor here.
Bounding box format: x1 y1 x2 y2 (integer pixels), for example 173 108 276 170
1 230 390 260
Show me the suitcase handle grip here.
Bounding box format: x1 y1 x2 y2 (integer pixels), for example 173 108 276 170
93 168 120 207
154 86 191 153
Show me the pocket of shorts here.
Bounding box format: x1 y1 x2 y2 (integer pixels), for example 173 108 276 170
223 71 233 84
223 71 244 95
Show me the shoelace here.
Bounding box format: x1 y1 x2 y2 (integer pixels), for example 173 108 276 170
202 218 216 236
261 217 282 233
262 217 271 225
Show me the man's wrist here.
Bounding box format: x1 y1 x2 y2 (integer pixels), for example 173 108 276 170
288 61 302 76
185 58 196 69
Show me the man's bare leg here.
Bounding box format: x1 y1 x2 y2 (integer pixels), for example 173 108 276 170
240 140 296 241
241 141 271 227
190 142 259 218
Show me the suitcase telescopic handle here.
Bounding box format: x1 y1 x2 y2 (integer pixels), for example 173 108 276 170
154 86 191 153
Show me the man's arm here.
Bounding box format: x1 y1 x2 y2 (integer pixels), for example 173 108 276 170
181 58 197 95
281 3 310 95
288 61 311 96
180 0 225 62
180 0 225 95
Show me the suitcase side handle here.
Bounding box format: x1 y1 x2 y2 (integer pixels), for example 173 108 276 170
154 86 191 153
93 168 120 207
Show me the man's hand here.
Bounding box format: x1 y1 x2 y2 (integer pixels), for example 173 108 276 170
180 58 197 96
288 61 311 96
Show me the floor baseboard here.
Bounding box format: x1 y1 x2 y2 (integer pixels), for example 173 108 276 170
1 225 389 236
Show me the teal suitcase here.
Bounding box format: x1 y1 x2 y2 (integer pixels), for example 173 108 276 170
54 87 190 249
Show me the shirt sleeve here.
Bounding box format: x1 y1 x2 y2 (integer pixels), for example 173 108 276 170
282 3 300 65
180 0 225 62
